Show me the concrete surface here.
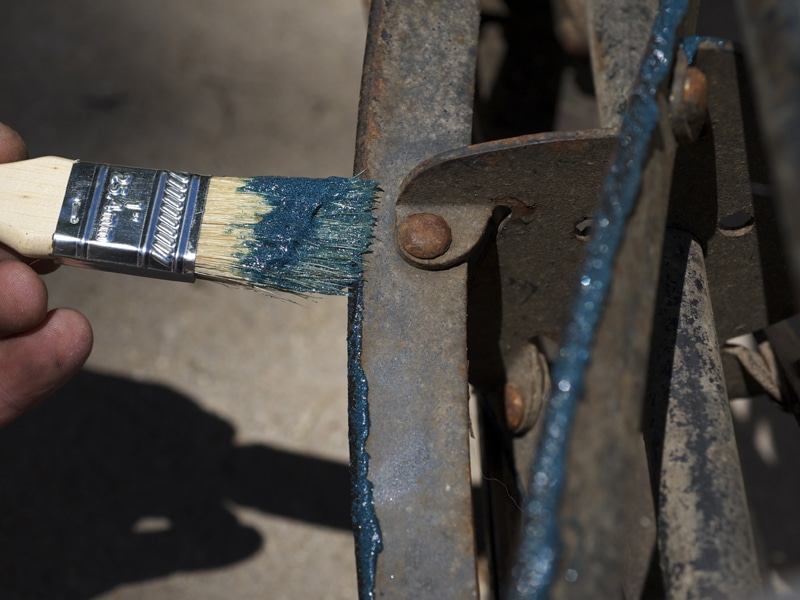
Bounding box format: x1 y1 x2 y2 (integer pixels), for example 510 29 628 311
1 1 800 599
0 1 365 598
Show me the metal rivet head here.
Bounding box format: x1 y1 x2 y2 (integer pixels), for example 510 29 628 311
398 213 452 259
671 64 708 142
504 384 526 432
683 67 708 115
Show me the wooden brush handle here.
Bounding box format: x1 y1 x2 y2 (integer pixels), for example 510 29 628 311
0 156 75 257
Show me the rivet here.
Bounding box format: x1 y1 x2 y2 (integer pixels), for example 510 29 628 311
398 213 452 259
683 67 708 117
504 343 550 435
671 65 708 142
504 384 525 432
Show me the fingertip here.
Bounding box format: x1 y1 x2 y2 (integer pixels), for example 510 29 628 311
0 122 28 163
0 259 48 336
49 308 94 371
0 244 61 275
0 308 93 427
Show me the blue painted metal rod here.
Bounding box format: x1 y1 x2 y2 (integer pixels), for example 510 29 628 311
510 0 690 596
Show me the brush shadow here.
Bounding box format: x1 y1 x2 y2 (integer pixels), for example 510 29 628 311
0 369 351 600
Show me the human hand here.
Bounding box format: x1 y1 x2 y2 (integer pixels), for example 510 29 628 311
0 122 93 426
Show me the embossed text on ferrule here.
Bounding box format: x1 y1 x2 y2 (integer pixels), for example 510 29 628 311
54 161 209 281
94 171 144 243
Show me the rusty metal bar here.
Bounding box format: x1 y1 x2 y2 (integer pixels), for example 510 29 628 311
668 41 794 399
734 0 800 304
512 0 697 592
511 3 706 596
350 1 481 598
393 129 617 596
346 2 780 597
644 229 761 598
541 95 678 600
586 0 660 128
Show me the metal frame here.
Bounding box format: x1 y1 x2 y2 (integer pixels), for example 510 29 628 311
351 2 481 598
349 1 795 598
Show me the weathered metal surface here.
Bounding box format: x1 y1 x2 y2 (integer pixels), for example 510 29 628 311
351 1 481 598
585 0 660 127
394 76 676 597
396 130 618 276
392 121 621 600
351 9 785 595
734 0 800 304
396 88 674 599
410 135 630 591
507 0 696 587
397 44 789 357
697 42 794 338
644 229 761 598
389 42 780 591
544 93 678 600
667 42 794 399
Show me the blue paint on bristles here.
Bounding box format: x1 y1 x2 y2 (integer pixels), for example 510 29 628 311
510 0 689 597
234 176 377 295
197 175 378 296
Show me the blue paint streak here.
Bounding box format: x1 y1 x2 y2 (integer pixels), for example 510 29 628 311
511 0 688 597
234 176 377 295
348 283 382 599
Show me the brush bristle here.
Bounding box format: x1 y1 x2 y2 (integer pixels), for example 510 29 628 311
195 175 378 295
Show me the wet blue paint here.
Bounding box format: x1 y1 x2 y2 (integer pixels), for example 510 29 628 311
511 0 689 597
347 283 382 599
234 176 377 295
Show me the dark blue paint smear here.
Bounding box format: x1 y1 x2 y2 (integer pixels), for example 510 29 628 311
348 283 382 599
234 176 377 295
511 0 689 597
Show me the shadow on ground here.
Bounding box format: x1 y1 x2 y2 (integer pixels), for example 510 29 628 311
0 370 350 599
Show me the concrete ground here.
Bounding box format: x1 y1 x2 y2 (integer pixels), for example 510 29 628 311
1 1 800 599
0 2 365 598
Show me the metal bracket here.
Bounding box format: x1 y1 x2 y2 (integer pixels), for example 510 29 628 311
355 0 788 593
379 39 783 596
395 130 617 271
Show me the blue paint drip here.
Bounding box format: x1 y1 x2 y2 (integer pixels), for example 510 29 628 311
347 283 382 599
511 0 688 597
234 176 377 295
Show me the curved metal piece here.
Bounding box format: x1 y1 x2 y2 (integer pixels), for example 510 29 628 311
395 130 618 270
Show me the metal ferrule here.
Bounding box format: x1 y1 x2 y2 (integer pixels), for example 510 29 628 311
53 161 210 281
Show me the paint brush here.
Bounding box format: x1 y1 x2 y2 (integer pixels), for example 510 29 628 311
0 156 377 295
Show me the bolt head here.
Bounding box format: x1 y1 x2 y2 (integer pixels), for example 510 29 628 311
504 384 525 432
683 67 708 116
671 65 708 142
398 213 452 259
